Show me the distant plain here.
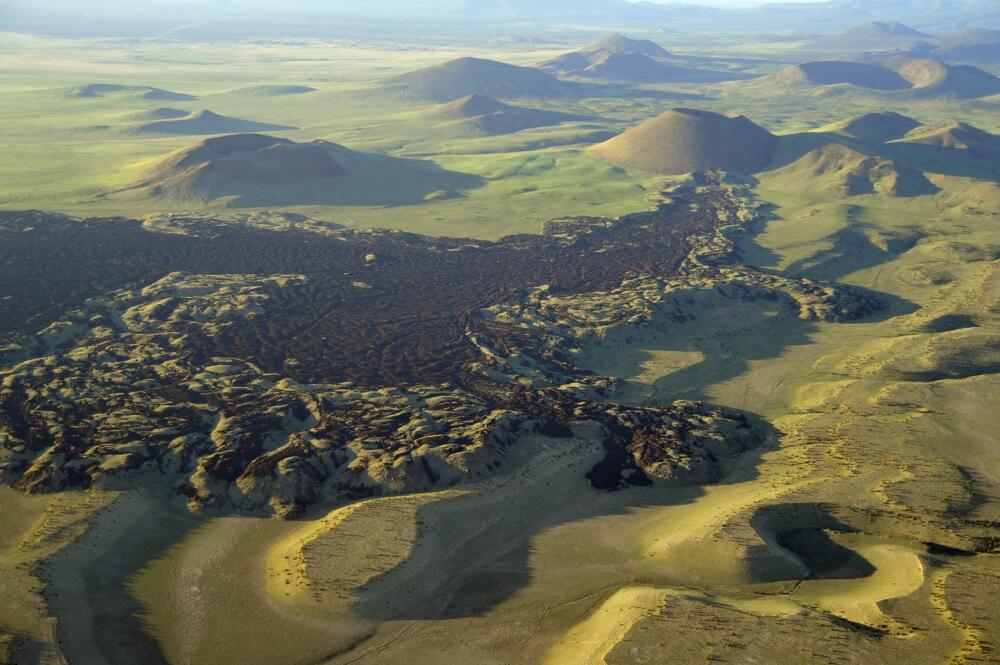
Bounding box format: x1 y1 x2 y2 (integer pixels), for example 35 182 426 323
1 19 1000 665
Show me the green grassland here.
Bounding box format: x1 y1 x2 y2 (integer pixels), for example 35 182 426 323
2 33 996 238
1 28 1000 665
0 36 656 238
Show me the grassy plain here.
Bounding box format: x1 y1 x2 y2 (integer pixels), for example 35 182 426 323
2 33 996 237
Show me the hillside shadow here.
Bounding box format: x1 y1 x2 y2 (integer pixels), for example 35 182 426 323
300 153 486 207
352 79 706 105
131 118 299 135
766 132 1000 183
783 208 924 281
113 151 486 208
746 503 876 582
882 142 1000 182
47 496 200 665
596 85 708 101
336 173 911 620
585 280 914 408
351 419 779 622
635 301 820 406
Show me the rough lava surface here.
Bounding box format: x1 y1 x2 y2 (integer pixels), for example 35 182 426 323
0 174 883 517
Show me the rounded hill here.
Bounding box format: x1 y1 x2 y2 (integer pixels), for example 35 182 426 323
226 85 317 97
62 83 195 101
585 33 671 58
540 33 672 75
819 112 922 143
770 61 911 90
759 58 1000 98
383 57 574 101
884 57 1000 98
895 122 1000 155
433 94 593 135
810 22 930 51
132 109 295 135
123 107 190 122
592 108 778 175
118 134 479 207
540 32 739 83
763 143 938 198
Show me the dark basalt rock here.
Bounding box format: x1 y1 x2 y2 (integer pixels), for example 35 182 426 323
0 174 882 515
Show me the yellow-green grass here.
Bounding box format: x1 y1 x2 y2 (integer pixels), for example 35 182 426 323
3 35 998 241
11 171 1000 663
3 31 1000 665
27 143 999 665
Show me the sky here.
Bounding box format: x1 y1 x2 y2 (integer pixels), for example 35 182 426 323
638 0 828 6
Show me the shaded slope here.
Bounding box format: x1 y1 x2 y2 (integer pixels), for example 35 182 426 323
769 116 1000 185
61 83 195 100
894 122 1000 155
930 28 1000 63
592 108 777 175
767 61 911 90
758 58 1000 98
132 109 295 135
116 133 480 207
123 107 189 122
382 57 575 101
541 32 741 83
226 85 317 97
763 143 938 197
433 94 593 135
882 57 1000 98
579 52 740 83
810 22 930 51
818 112 922 143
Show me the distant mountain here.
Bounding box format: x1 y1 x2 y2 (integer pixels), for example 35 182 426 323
382 57 577 101
594 104 1000 185
936 28 1000 47
767 61 912 90
929 28 1000 64
226 85 317 97
433 94 593 135
818 112 922 143
810 22 931 51
60 83 195 101
894 122 1000 155
885 56 1000 97
553 33 673 66
771 112 1000 191
5 0 997 39
118 133 477 207
131 134 355 205
766 142 938 197
757 57 1000 98
123 107 190 122
756 0 997 33
131 110 294 135
540 32 743 84
592 108 778 175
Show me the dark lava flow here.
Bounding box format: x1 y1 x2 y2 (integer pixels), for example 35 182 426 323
0 185 730 387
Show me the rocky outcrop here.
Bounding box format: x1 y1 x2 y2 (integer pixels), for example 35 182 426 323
473 174 884 388
0 174 882 516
